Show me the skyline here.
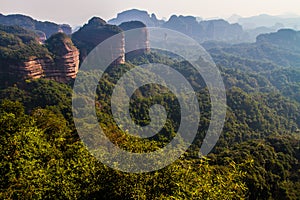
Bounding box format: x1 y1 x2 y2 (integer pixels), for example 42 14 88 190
1 0 300 26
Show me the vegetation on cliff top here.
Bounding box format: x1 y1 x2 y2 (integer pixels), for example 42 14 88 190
0 25 51 62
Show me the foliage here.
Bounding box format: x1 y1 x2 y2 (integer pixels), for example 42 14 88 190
0 25 50 62
1 27 300 199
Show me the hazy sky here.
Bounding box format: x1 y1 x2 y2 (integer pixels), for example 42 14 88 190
1 0 300 26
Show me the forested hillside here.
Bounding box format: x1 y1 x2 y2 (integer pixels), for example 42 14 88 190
0 15 300 199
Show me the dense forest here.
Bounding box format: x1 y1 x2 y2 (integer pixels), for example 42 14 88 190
0 19 300 199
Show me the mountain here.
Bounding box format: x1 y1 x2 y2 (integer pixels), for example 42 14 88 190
0 13 72 39
108 9 163 26
45 32 79 82
72 17 125 64
244 23 284 42
163 15 245 43
1 12 300 200
205 29 300 67
109 9 300 44
227 14 242 23
0 25 79 84
109 9 246 43
119 21 150 55
162 15 202 38
257 29 300 52
238 14 300 30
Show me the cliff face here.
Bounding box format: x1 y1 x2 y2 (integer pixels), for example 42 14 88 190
2 57 47 82
19 57 52 79
72 17 125 65
42 46 79 83
163 16 245 43
45 33 80 83
163 15 203 38
0 26 79 85
5 44 79 84
199 20 244 42
108 9 163 27
109 9 249 43
119 21 150 55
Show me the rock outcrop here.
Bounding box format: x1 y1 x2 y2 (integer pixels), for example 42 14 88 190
18 57 52 79
0 57 54 86
109 9 249 43
163 16 245 43
119 21 150 55
199 19 244 42
45 33 79 82
0 26 79 85
72 17 125 65
108 9 163 27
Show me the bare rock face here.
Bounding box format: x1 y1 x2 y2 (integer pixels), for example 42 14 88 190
21 57 51 79
5 44 79 84
108 9 163 27
43 50 79 83
45 33 80 83
0 56 54 85
72 17 125 65
0 28 80 85
6 57 50 80
119 21 150 55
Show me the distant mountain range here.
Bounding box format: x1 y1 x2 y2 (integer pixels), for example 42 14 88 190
107 9 300 43
0 13 72 39
233 14 300 30
2 9 299 44
204 29 300 67
108 9 246 43
1 9 300 85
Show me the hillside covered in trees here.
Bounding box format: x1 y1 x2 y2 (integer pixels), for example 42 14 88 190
0 14 300 200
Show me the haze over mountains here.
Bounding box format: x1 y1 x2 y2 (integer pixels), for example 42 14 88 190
1 8 300 85
0 13 72 39
1 8 300 44
108 9 300 42
1 7 300 199
0 8 300 85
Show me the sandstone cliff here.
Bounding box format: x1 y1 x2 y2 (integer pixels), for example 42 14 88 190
45 33 79 83
108 9 163 27
72 17 125 65
0 26 79 85
119 21 150 55
163 16 245 43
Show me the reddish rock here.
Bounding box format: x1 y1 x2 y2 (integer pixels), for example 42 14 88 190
72 17 125 65
119 21 150 55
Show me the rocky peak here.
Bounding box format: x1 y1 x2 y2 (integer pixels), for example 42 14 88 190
72 17 125 64
88 17 107 26
45 33 79 82
108 9 162 27
0 25 79 85
119 21 150 55
46 32 77 55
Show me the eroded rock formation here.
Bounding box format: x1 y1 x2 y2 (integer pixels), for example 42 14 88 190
119 21 150 55
45 33 79 82
72 17 125 65
0 26 79 85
